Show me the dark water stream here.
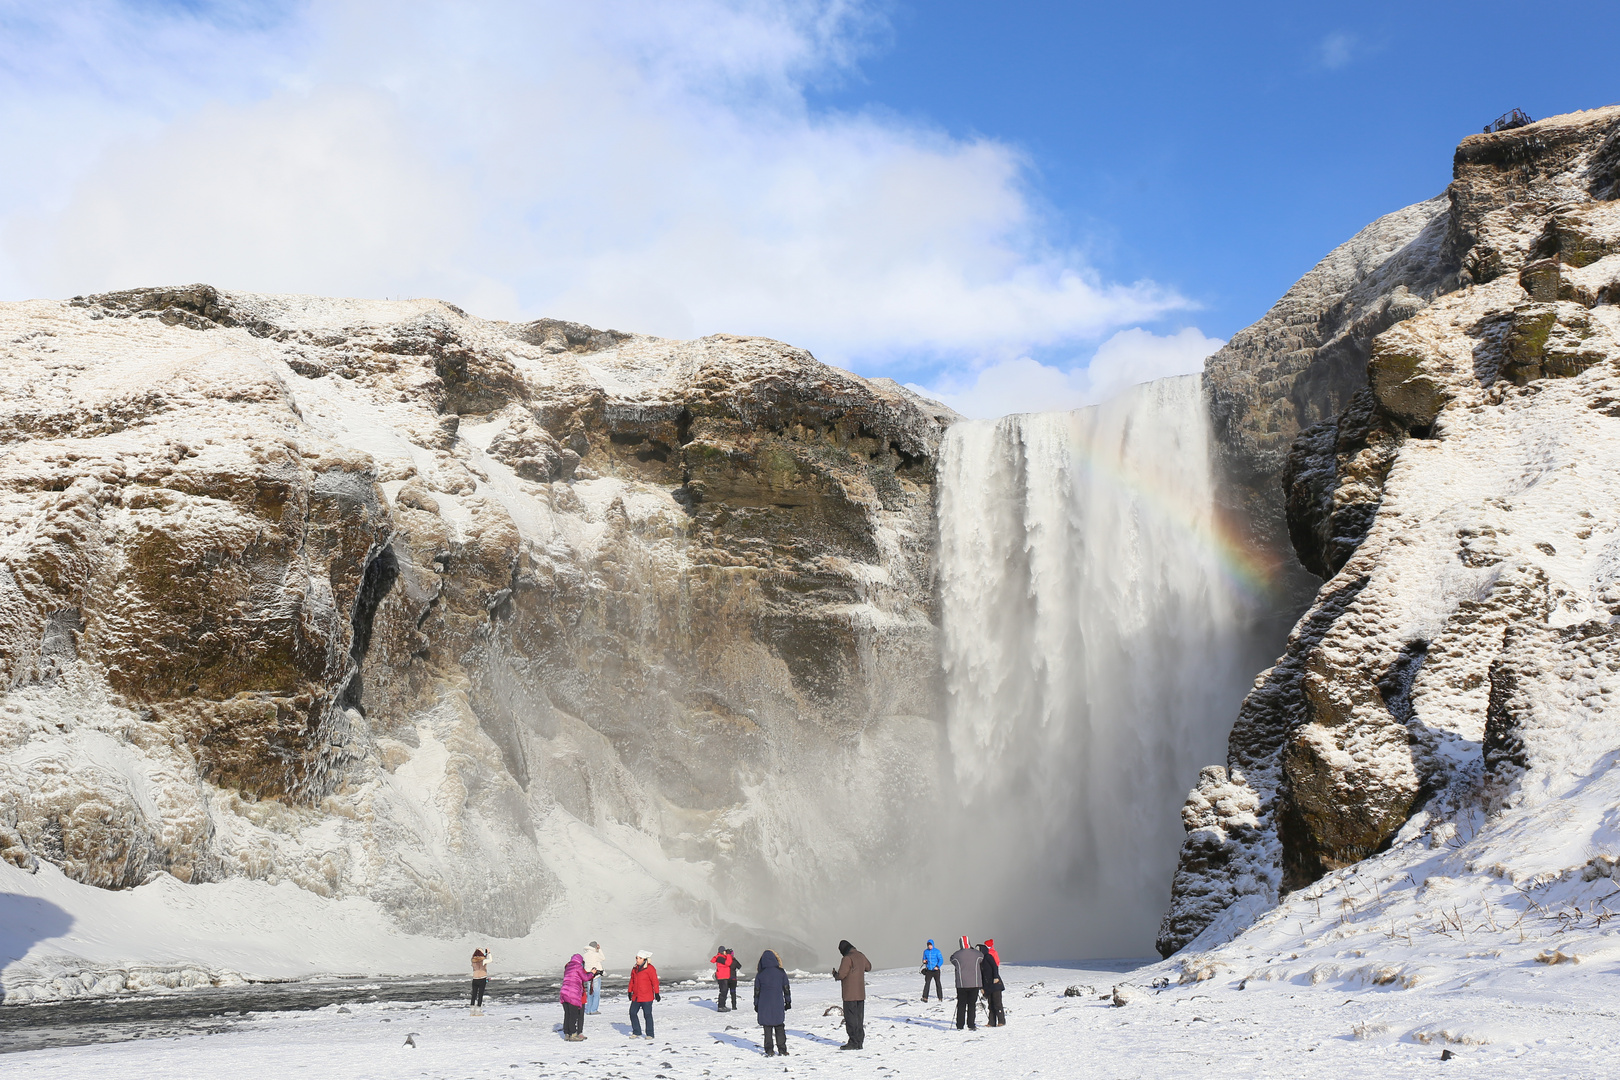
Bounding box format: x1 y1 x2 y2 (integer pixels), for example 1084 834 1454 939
0 974 601 1054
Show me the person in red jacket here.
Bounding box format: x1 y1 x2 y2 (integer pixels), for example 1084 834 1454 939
628 951 660 1039
711 946 738 1011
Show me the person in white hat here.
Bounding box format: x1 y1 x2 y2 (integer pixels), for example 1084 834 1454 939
628 951 660 1040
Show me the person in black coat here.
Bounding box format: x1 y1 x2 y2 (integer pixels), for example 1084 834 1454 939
977 942 1005 1026
753 950 792 1057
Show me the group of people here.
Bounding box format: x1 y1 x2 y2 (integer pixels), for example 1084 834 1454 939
711 944 798 1056
709 946 739 1011
560 943 661 1041
467 933 1005 1052
923 937 1006 1030
471 942 660 1042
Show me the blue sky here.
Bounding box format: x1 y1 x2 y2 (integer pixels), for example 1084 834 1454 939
819 1 1620 349
2 1 1616 416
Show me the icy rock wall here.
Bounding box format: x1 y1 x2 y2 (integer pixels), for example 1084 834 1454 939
935 376 1268 956
0 288 952 962
1160 104 1620 957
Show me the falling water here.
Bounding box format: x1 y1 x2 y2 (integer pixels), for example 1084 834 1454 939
934 374 1265 957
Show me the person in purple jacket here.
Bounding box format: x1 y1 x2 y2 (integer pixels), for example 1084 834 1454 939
561 954 589 1041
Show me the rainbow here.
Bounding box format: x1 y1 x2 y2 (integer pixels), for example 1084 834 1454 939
1048 406 1282 604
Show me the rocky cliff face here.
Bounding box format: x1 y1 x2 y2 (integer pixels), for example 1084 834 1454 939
1204 194 1454 601
1161 105 1620 956
0 288 952 949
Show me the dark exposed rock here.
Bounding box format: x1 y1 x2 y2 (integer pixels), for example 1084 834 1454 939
1283 389 1404 580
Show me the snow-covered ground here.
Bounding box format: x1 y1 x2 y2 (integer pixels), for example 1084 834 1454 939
0 858 669 1002
8 960 1619 1077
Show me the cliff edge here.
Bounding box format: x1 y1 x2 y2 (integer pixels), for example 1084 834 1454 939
1162 104 1620 956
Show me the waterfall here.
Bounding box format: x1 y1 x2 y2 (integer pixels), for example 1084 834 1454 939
934 374 1264 957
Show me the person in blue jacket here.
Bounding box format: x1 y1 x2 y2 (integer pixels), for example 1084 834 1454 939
921 939 944 1002
753 950 792 1057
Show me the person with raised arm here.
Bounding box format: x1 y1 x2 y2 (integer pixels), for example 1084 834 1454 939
710 946 738 1011
470 948 491 1014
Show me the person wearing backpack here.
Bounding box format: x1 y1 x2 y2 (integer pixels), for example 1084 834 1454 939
753 950 792 1057
627 951 660 1040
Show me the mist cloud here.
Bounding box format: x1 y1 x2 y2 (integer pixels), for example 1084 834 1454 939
915 326 1224 419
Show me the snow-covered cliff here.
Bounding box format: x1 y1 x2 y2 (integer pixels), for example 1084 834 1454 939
0 288 954 995
1161 104 1620 957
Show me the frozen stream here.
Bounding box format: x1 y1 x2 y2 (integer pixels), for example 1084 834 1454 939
0 974 573 1053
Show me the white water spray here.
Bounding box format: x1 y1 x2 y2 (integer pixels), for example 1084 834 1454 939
934 374 1263 957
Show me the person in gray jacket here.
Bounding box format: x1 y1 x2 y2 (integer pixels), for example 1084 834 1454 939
948 936 983 1031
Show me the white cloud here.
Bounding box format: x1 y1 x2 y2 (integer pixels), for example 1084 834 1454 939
914 326 1224 419
0 0 1193 376
1083 326 1226 402
1317 31 1356 70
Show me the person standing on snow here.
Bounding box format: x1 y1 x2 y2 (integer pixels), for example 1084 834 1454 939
833 939 871 1050
949 936 983 1031
582 941 605 1015
977 941 1005 1027
470 948 491 1013
628 951 660 1040
753 949 792 1057
921 939 944 1002
560 953 589 1041
711 946 739 1011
